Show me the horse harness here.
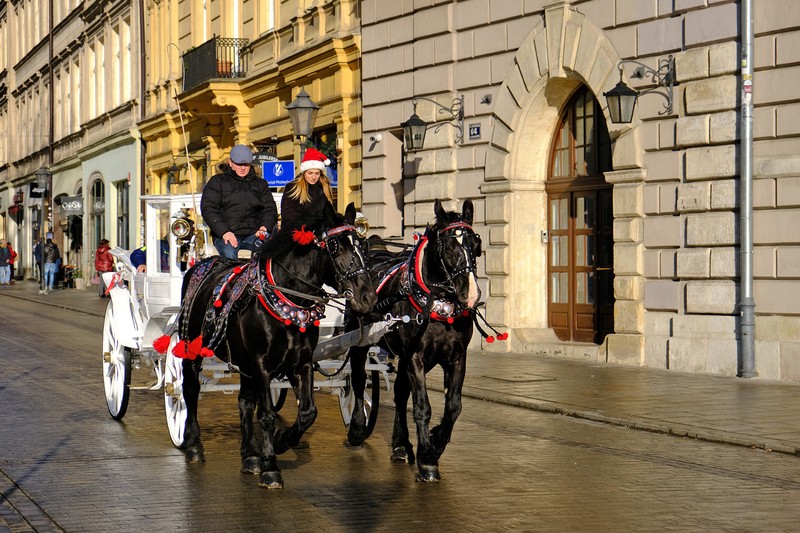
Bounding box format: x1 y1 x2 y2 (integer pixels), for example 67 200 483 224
157 223 366 360
374 221 479 324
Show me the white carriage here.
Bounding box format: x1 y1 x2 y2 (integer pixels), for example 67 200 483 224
101 193 397 445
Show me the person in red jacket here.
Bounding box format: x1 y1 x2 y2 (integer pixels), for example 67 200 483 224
94 238 114 298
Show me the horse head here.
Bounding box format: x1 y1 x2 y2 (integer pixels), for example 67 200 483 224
317 202 377 314
429 199 483 310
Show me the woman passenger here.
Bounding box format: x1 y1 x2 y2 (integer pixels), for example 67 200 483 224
280 148 334 230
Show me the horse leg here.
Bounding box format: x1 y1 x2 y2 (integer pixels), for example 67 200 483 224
181 359 205 463
273 360 317 455
238 375 262 475
346 345 370 446
406 356 441 482
390 357 415 465
255 385 283 489
430 355 465 460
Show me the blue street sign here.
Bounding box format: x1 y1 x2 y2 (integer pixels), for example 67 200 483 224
262 160 295 187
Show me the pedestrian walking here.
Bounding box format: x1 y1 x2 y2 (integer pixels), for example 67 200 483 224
7 242 17 284
42 234 60 293
200 144 278 259
94 238 115 298
0 239 12 285
33 238 43 282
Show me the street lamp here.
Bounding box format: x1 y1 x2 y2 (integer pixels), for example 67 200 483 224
401 95 464 151
286 87 320 160
34 166 51 293
603 55 675 124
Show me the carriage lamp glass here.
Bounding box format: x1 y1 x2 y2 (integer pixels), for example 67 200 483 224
286 88 320 140
604 55 675 124
401 95 465 151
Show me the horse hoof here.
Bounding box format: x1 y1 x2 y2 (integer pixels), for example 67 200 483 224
390 446 409 463
185 447 205 464
259 471 284 489
241 456 262 475
416 464 441 483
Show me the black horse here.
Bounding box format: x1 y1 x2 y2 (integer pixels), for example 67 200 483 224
164 202 376 489
346 199 483 482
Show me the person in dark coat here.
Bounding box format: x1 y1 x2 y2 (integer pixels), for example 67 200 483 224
94 238 114 298
42 234 60 293
280 148 334 230
200 144 278 259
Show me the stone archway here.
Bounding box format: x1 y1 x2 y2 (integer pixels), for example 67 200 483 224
480 3 646 362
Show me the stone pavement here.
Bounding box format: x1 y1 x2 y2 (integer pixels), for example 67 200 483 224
2 279 799 457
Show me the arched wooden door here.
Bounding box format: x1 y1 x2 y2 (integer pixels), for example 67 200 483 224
546 87 614 344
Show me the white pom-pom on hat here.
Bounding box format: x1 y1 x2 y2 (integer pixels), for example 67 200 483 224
300 148 330 173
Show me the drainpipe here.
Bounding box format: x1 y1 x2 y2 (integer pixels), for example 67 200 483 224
739 0 756 378
139 0 147 243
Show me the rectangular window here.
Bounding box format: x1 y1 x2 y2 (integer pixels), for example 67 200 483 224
116 181 130 249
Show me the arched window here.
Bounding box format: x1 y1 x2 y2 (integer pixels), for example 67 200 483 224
91 179 105 252
546 87 614 343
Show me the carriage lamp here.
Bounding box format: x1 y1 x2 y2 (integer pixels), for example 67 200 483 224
166 160 184 187
286 87 320 160
401 95 464 151
604 55 675 124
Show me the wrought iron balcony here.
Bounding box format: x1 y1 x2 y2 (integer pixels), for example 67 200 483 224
182 37 249 92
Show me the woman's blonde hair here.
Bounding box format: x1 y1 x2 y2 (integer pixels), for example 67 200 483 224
287 170 334 205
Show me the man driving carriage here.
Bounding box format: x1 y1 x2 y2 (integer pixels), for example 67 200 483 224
201 144 278 260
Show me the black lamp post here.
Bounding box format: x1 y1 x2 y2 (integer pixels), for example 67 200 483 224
34 166 51 293
400 95 464 151
286 87 320 160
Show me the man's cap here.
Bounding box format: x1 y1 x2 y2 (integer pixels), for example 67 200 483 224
229 144 254 165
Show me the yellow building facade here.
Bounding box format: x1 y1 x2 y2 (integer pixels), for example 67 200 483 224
139 0 363 213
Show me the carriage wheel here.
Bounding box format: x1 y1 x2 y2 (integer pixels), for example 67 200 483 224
338 356 381 439
269 385 288 412
102 303 131 421
164 335 187 447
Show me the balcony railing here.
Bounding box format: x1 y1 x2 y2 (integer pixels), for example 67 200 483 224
182 37 249 92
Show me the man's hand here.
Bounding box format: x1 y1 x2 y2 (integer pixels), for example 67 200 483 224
222 231 238 248
256 226 268 240
136 265 147 273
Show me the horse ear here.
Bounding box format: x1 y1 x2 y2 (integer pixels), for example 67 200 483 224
434 199 446 222
344 202 357 224
462 199 474 224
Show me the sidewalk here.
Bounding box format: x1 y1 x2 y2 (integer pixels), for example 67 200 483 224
2 279 799 456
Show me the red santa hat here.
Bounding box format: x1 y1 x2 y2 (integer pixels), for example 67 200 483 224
300 148 330 173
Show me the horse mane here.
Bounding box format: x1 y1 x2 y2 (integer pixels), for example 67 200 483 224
258 206 348 260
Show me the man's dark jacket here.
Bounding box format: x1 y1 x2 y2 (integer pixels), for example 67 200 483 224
201 164 278 239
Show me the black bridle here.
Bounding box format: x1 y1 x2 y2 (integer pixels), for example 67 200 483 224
426 221 480 298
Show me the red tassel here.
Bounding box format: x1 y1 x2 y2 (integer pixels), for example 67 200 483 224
462 310 470 317
153 335 171 354
313 319 320 327
447 317 454 324
498 333 508 341
188 336 203 358
173 340 188 358
284 319 292 326
199 347 215 358
214 299 223 308
486 336 495 343
292 225 316 245
430 311 439 320
299 327 306 333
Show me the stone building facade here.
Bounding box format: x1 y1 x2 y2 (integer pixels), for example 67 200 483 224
0 0 143 280
360 0 800 381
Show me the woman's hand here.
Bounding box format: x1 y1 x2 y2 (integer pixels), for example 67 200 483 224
256 226 268 240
